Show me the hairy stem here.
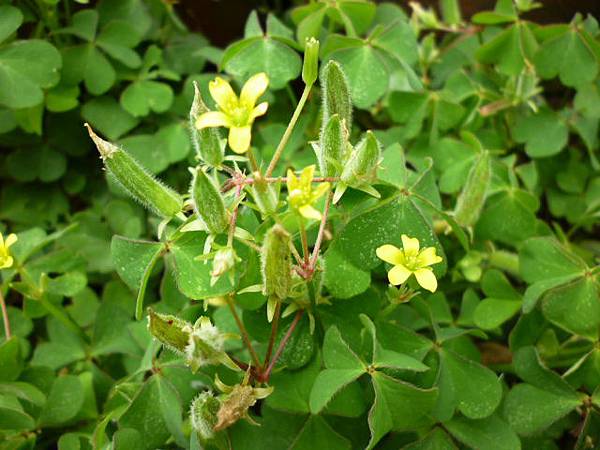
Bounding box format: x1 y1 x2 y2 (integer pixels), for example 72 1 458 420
265 84 313 177
262 310 304 381
309 191 333 270
0 289 11 340
263 301 281 370
298 217 310 266
226 295 261 368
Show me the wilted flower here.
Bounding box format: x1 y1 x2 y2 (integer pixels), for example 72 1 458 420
195 73 269 153
376 234 443 292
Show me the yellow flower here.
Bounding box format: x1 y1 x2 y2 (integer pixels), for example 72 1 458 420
286 165 330 220
376 234 442 293
195 73 269 154
0 232 17 269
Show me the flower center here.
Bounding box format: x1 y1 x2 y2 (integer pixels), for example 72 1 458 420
403 251 420 271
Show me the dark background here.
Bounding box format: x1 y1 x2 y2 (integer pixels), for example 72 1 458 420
176 0 600 46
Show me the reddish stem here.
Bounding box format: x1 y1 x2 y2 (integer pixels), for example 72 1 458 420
262 310 304 382
263 301 281 370
0 290 10 340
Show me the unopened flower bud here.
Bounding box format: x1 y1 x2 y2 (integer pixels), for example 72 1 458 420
190 82 224 167
211 247 237 286
340 131 381 186
85 124 183 218
261 225 291 301
190 392 221 441
191 167 229 235
321 60 352 134
147 309 192 354
251 175 279 216
302 37 320 86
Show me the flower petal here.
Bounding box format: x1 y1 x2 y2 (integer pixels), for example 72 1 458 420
240 72 269 107
209 77 238 113
5 234 17 248
250 102 269 120
228 126 252 153
311 182 330 202
196 111 230 129
286 169 299 191
388 264 412 285
300 165 316 187
299 204 322 220
418 246 442 267
414 268 438 292
401 234 420 255
0 256 13 269
376 245 404 265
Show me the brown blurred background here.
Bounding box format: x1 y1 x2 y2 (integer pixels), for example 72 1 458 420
176 0 600 46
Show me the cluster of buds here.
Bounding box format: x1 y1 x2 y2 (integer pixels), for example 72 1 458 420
147 309 239 371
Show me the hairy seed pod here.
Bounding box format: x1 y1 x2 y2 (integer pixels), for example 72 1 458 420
147 309 191 354
85 125 183 218
261 224 291 300
341 131 381 186
190 392 221 440
190 82 224 167
302 37 320 86
191 167 229 234
321 60 352 134
318 114 346 177
454 150 491 227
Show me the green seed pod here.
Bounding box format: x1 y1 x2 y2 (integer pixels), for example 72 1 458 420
340 131 381 186
191 167 229 234
85 125 183 218
321 60 352 134
261 224 291 300
190 82 224 167
147 309 191 354
302 37 320 86
454 150 491 227
318 114 346 177
190 392 221 441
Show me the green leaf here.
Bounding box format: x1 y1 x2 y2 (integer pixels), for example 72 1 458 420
534 28 598 87
61 44 115 95
445 414 521 450
156 377 186 448
323 247 370 299
512 346 576 395
120 81 174 117
111 236 164 291
0 406 35 431
169 231 235 300
476 23 538 75
519 237 586 284
46 271 87 297
323 325 365 370
504 384 581 435
0 337 22 382
473 299 521 330
309 368 364 414
291 415 352 450
0 40 62 108
112 428 145 450
434 348 502 420
0 382 46 406
403 428 458 450
511 109 568 157
38 375 84 426
223 37 301 89
81 96 140 140
0 5 23 44
368 372 437 449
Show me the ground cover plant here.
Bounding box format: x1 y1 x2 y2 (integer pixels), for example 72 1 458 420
0 0 600 448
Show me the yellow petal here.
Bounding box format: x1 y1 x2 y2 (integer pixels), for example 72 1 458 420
300 165 316 187
312 182 330 201
388 264 412 285
299 204 322 220
417 247 442 267
0 233 4 248
209 77 238 113
414 268 437 292
0 256 13 269
240 72 269 107
5 234 17 248
286 169 299 191
228 126 252 153
250 102 269 120
401 234 420 255
376 244 404 265
196 111 230 129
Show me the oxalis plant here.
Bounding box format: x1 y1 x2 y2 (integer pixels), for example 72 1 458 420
2 0 600 449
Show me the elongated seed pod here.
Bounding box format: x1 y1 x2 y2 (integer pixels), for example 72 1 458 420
190 82 224 167
261 224 291 300
341 131 380 186
321 60 352 134
302 37 320 86
191 167 228 234
454 150 491 227
86 125 183 218
318 114 345 177
147 309 191 353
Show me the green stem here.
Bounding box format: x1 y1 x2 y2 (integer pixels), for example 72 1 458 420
40 293 88 342
263 301 281 370
298 217 310 265
0 289 11 339
265 84 313 177
488 250 520 276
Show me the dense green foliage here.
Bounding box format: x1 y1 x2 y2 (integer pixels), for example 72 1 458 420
0 0 599 449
